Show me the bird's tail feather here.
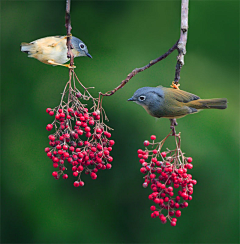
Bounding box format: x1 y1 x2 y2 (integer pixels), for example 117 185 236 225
187 98 228 110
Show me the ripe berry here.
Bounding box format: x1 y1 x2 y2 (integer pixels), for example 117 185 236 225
79 181 84 187
106 163 112 169
150 205 156 211
62 174 68 179
161 152 167 157
143 182 148 188
175 210 181 217
187 157 193 163
171 221 177 226
144 140 150 146
46 124 53 131
74 181 80 187
150 135 156 140
52 171 58 178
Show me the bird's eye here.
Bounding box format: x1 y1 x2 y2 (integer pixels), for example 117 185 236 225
139 96 146 101
80 44 85 49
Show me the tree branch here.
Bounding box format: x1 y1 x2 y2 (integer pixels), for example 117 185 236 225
65 0 74 67
100 40 179 97
174 0 189 84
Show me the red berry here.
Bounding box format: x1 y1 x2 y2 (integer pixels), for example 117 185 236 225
178 169 183 174
171 221 177 226
160 184 166 189
144 140 150 147
48 135 55 141
107 156 113 162
154 198 161 204
152 149 158 154
150 174 156 179
90 172 97 179
187 157 193 163
164 197 169 202
150 206 156 211
150 135 156 140
79 181 84 187
46 124 53 131
89 120 95 126
62 174 68 179
106 163 112 169
73 172 78 177
74 181 80 187
86 132 91 138
175 210 181 217
161 152 167 157
143 182 148 188
52 171 58 178
49 111 54 116
153 211 159 217
46 108 51 113
186 163 193 169
109 140 115 146
53 163 58 168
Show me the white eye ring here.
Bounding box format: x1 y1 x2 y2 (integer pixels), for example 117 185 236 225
139 95 146 101
79 43 85 49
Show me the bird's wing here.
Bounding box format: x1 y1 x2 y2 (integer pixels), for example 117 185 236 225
162 87 200 103
161 105 198 118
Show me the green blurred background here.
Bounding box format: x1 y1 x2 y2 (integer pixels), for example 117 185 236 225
1 1 239 243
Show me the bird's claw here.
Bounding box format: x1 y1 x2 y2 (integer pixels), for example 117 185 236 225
171 81 180 90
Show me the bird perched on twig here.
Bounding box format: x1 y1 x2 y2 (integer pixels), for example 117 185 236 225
20 36 92 68
128 86 227 120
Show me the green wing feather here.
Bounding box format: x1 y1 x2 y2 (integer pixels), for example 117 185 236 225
161 87 200 103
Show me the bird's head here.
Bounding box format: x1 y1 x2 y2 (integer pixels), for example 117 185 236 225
72 36 92 58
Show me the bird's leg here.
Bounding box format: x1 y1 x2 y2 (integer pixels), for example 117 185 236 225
170 119 178 136
47 60 76 69
48 34 72 47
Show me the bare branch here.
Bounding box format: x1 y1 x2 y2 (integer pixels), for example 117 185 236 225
65 0 74 67
174 0 189 84
100 40 179 97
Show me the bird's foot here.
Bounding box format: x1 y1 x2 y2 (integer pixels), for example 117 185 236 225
171 81 180 90
48 60 76 69
170 119 178 136
63 63 76 69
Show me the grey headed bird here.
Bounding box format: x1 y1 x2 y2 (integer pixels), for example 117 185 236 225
128 86 227 119
20 36 92 68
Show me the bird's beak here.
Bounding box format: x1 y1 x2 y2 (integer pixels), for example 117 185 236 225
128 97 135 101
86 53 92 58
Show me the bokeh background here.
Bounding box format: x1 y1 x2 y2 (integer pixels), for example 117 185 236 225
1 1 239 243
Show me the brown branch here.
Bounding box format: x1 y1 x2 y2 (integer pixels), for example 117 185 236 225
100 40 179 97
100 0 189 97
65 0 74 67
174 0 189 84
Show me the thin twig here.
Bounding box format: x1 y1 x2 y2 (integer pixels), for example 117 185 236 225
174 0 189 84
100 40 179 97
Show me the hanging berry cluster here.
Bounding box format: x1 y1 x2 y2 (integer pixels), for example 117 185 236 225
138 132 197 226
45 71 114 187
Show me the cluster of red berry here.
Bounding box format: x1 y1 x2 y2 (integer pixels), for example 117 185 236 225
138 135 197 226
45 105 114 187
